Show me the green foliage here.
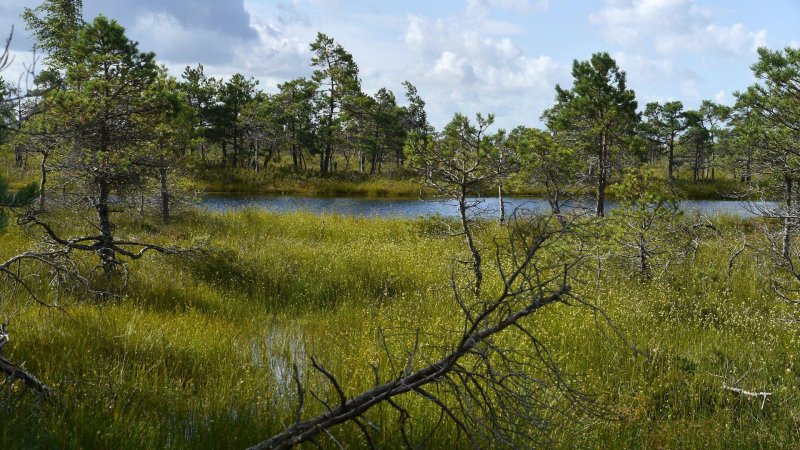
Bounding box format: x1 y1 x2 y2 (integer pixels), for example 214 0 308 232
607 168 688 275
642 100 687 179
508 126 582 213
543 52 639 146
45 14 164 188
611 167 681 208
543 52 640 216
310 32 361 173
22 0 83 70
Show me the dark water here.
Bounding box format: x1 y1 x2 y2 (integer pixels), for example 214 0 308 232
201 195 777 218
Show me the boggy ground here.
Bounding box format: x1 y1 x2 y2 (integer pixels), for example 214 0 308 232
0 209 798 449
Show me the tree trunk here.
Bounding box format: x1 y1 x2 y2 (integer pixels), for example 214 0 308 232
291 129 299 173
667 141 675 181
596 133 607 218
323 97 335 174
498 180 506 225
459 188 482 296
639 235 649 276
96 180 116 272
38 152 48 211
745 153 752 184
783 174 793 259
232 134 239 168
253 142 260 174
693 143 700 183
159 166 170 225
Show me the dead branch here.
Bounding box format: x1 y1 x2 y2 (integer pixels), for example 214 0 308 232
0 323 54 398
249 214 599 449
722 384 772 410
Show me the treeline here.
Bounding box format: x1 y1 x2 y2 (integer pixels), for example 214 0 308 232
1 0 799 225
175 40 429 175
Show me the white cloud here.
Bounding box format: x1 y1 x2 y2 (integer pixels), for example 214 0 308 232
590 0 768 57
0 49 37 87
132 12 241 65
402 14 566 127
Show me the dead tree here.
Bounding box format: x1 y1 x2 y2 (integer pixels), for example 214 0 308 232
250 214 604 449
407 113 516 297
0 251 74 397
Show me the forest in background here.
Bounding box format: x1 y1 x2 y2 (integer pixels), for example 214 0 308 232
1 0 800 449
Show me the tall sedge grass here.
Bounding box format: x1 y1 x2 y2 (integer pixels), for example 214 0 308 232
0 209 797 449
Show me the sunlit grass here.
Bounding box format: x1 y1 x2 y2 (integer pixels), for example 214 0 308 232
0 208 798 448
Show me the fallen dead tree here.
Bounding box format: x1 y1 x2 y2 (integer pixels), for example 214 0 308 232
250 214 605 449
0 322 53 396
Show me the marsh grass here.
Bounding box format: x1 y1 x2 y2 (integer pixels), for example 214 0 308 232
0 209 798 449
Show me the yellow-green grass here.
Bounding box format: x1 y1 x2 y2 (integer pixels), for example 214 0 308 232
0 207 798 448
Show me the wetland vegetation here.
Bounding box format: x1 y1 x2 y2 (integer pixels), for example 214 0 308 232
1 1 800 448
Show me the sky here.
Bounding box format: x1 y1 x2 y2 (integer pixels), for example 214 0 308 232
1 0 799 129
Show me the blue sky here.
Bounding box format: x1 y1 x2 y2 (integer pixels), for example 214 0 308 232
2 0 799 129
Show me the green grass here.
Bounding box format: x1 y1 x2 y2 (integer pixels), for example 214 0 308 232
0 204 798 447
190 165 431 197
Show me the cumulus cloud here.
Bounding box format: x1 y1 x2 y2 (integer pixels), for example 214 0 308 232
590 0 768 57
609 51 709 103
403 14 566 127
87 0 260 66
226 13 311 84
1 0 260 64
612 51 702 86
405 15 563 91
86 0 256 40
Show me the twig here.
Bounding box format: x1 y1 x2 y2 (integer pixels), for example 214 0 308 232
723 384 772 410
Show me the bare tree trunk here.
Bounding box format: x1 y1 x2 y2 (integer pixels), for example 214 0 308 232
459 189 482 296
498 147 506 224
667 141 675 181
253 142 260 174
96 180 116 272
14 145 23 167
159 166 170 225
232 134 239 168
221 140 228 167
291 134 299 173
783 174 793 259
498 179 506 225
38 152 48 211
745 152 752 184
638 235 650 276
596 133 607 218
